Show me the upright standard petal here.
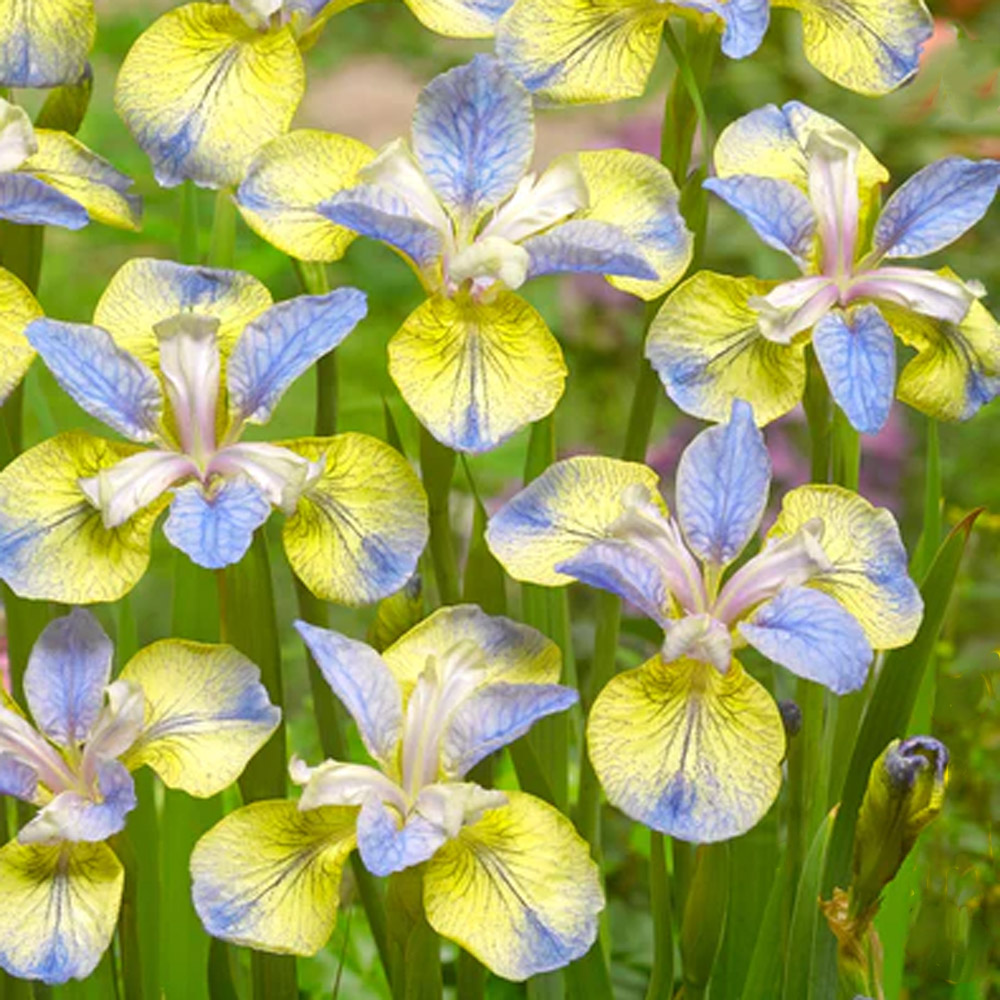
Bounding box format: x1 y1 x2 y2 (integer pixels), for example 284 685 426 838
192 800 357 954
0 172 89 228
486 455 662 586
356 796 448 876
281 433 429 605
403 0 512 37
676 399 770 566
0 0 96 88
588 655 785 841
424 790 602 980
388 291 566 453
0 840 122 985
0 267 42 405
114 4 305 188
412 55 533 224
26 320 163 442
495 0 665 104
768 485 922 649
24 610 112 749
119 640 280 797
237 130 375 261
0 433 166 603
228 288 368 425
647 272 806 425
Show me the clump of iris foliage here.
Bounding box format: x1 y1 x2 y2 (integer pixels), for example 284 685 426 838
0 0 997 998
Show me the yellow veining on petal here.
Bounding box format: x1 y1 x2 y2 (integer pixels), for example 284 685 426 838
403 0 506 37
0 267 42 405
0 0 96 88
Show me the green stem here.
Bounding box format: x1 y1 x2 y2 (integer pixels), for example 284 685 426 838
386 870 441 1000
208 190 237 269
419 427 460 606
803 349 832 483
292 260 339 436
645 832 674 1000
914 418 941 580
179 183 200 265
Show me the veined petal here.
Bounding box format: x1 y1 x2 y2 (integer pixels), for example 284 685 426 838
0 266 42 406
486 455 663 586
482 157 587 244
768 485 922 649
676 398 770 567
775 0 933 96
751 275 839 344
0 0 95 88
119 639 279 797
495 0 665 104
587 654 785 841
292 758 405 812
94 258 272 368
0 433 165 604
24 609 112 749
281 433 429 605
412 55 533 225
672 0 769 58
356 795 448 876
740 586 872 694
114 4 305 188
293 622 403 767
22 130 141 232
402 0 512 37
388 291 566 453
0 754 38 802
208 442 321 514
848 266 983 325
227 287 367 425
523 219 657 281
0 171 89 228
236 130 375 262
0 840 122 985
80 681 145 779
26 319 163 443
647 271 807 425
812 304 896 435
192 800 356 954
424 790 602 979
358 139 452 233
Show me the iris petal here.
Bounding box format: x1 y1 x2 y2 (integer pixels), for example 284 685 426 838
0 0 96 88
0 267 42 406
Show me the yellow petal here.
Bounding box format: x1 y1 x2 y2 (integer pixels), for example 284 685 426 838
588 654 785 841
424 790 603 980
191 800 356 954
0 0 96 88
403 0 508 37
237 129 375 261
389 291 567 453
0 433 166 604
0 267 42 405
0 840 122 984
114 3 305 189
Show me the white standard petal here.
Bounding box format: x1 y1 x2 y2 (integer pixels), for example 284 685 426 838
0 99 38 173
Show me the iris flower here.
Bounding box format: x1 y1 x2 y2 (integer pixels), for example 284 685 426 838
0 0 95 88
486 401 922 841
495 0 933 102
648 102 1000 434
114 0 519 189
0 608 279 984
0 258 428 605
235 55 692 452
192 605 603 979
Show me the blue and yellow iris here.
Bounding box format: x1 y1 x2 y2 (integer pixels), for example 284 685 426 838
0 609 279 984
0 257 429 604
486 400 923 841
0 0 96 88
191 605 604 979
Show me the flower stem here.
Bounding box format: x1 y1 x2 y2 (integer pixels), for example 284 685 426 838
645 831 674 1000
208 190 237 269
179 182 200 265
419 427 460 606
386 869 442 1000
291 260 338 436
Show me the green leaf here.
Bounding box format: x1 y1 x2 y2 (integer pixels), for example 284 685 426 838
681 843 730 998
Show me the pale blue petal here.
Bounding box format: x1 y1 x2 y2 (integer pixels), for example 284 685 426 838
873 157 1000 260
0 173 88 229
293 621 403 767
0 753 37 802
412 55 533 221
24 609 113 749
813 306 896 435
228 288 367 425
704 175 815 264
676 398 770 567
163 480 271 570
739 586 873 694
356 796 445 877
26 320 163 442
673 0 769 59
523 219 658 281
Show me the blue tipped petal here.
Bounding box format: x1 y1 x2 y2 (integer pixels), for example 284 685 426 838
676 399 770 567
739 586 873 695
228 287 367 425
704 175 816 265
356 796 446 877
0 172 89 229
26 320 163 443
674 0 769 58
813 305 896 435
873 157 1000 260
163 479 271 570
0 754 37 802
24 609 113 748
523 219 658 281
412 55 533 222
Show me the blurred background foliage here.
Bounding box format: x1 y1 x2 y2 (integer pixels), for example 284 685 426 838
5 0 998 995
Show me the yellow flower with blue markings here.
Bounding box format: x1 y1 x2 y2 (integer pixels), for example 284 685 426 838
0 257 428 605
0 608 279 984
191 605 603 978
648 101 1000 434
235 55 692 452
495 0 932 102
486 400 923 841
0 0 96 88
